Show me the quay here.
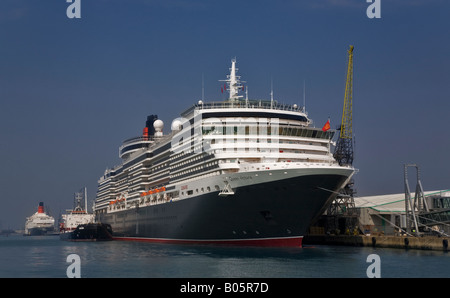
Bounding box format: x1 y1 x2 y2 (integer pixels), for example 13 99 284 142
307 175 450 252
303 234 450 251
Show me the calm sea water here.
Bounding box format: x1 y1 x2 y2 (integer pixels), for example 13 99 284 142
0 234 449 278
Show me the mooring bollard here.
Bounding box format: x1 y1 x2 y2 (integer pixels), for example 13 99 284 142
404 237 409 248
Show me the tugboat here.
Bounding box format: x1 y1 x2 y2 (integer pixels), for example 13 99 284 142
60 188 112 241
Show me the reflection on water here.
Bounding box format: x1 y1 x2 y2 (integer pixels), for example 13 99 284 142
0 235 449 278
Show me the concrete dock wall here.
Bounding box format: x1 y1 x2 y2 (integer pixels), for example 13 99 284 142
303 235 450 251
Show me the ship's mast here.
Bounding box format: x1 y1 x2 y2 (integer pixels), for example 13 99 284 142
270 77 274 108
220 58 245 101
303 80 306 112
73 187 88 213
84 187 88 213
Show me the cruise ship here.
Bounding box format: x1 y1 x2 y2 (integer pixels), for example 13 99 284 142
93 59 355 247
24 202 56 236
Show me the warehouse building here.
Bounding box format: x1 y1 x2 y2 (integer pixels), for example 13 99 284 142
354 190 450 236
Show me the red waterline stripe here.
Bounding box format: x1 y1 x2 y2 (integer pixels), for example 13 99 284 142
112 236 303 247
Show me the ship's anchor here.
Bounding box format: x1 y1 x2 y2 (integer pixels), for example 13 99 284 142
218 181 235 197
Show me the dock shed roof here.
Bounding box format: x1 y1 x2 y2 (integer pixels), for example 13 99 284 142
354 190 450 213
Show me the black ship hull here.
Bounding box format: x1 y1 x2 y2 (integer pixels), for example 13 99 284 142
24 227 56 236
97 173 348 247
60 223 113 241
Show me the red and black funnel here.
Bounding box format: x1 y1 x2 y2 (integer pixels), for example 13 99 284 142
38 202 44 214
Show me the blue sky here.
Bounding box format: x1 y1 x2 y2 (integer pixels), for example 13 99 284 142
0 0 449 229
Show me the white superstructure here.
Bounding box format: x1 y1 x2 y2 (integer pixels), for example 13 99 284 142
60 188 95 233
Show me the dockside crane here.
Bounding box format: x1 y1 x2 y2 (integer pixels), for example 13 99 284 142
334 45 354 167
326 45 357 233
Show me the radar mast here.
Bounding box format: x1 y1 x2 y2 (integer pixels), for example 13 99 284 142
220 58 245 101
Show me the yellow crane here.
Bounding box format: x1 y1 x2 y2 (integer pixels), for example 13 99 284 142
334 45 354 166
327 45 356 226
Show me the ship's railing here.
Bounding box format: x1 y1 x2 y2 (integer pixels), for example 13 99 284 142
122 135 156 144
181 99 305 117
120 134 173 150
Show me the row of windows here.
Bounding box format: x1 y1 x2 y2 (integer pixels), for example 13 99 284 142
203 125 334 140
171 163 219 179
182 184 221 196
209 139 328 148
171 154 205 170
149 163 169 173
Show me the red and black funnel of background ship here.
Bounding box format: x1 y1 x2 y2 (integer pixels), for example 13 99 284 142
38 202 44 214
